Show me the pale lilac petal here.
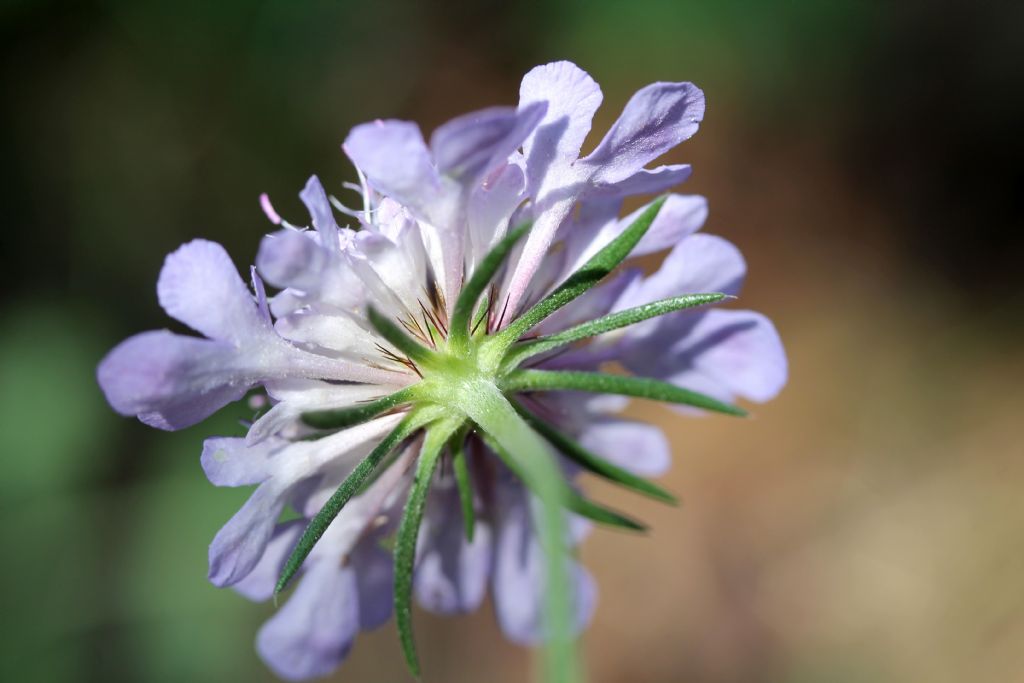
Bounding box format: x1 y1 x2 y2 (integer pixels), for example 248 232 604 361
256 229 368 314
350 222 431 314
232 521 304 602
663 309 787 404
201 436 280 486
156 240 266 344
299 175 341 240
587 164 692 199
491 491 597 645
467 161 526 270
578 420 671 477
632 194 708 257
519 61 603 196
553 197 623 283
505 62 604 315
415 485 491 615
97 330 248 430
247 379 400 445
257 562 359 681
616 233 746 313
250 266 271 324
430 102 545 183
538 268 640 338
255 230 327 291
274 308 383 361
343 120 445 222
208 481 289 587
582 82 705 185
351 540 395 630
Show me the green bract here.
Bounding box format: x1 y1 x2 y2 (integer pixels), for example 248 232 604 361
274 196 744 680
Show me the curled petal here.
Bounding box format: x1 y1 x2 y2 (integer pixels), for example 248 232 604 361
299 175 340 240
157 239 266 344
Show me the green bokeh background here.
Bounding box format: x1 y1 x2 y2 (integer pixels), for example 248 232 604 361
2 1 1021 682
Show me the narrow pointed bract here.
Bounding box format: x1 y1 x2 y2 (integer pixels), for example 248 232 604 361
96 60 787 683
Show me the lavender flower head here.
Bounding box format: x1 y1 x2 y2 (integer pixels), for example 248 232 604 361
98 61 786 681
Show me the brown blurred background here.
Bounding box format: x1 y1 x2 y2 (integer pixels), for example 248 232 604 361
1 1 1022 681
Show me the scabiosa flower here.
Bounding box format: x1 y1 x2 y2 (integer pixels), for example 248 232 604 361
98 61 786 682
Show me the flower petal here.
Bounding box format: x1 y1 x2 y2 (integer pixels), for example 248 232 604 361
430 102 546 183
201 436 281 486
663 308 787 404
232 520 305 602
96 330 249 430
491 489 597 645
157 240 266 344
343 120 446 223
617 233 746 314
208 480 289 587
299 175 341 240
632 194 708 257
504 62 604 314
256 229 367 315
247 379 401 445
577 420 671 477
255 230 326 290
351 539 395 630
582 81 705 185
415 485 491 615
256 561 360 681
274 307 384 361
519 61 603 196
587 163 692 199
466 161 526 271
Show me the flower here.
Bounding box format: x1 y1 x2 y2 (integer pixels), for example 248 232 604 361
97 61 786 681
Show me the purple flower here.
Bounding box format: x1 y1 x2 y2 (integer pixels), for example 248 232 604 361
97 60 786 680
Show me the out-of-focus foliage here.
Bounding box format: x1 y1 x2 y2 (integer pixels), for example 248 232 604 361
1 1 1021 681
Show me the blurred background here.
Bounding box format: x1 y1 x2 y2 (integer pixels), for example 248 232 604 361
2 1 1022 681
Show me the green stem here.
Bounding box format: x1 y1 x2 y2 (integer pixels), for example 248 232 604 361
454 380 581 683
